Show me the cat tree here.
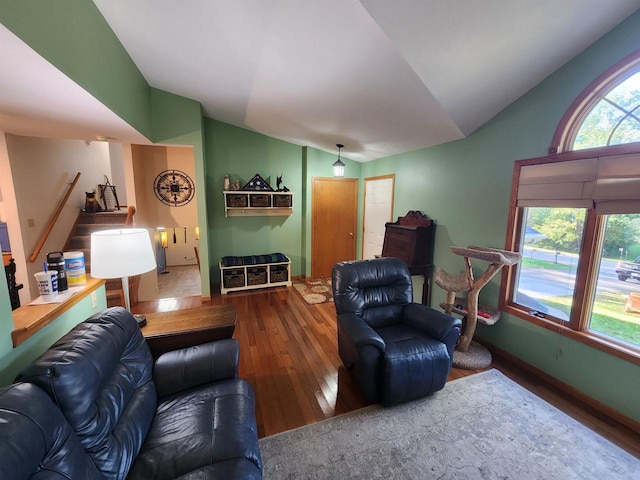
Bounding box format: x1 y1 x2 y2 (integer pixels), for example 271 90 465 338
435 246 521 368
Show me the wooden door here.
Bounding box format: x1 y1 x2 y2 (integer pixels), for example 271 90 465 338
362 174 394 259
312 177 358 278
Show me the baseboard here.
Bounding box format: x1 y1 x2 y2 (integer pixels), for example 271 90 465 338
479 339 640 435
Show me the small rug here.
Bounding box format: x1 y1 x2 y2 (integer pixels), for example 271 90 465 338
293 279 333 305
259 369 639 479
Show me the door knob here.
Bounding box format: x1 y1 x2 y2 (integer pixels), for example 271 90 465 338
349 232 354 237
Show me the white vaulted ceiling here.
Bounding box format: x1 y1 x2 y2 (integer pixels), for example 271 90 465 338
1 1 639 161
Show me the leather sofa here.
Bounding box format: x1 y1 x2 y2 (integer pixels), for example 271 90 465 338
0 307 262 480
332 257 462 407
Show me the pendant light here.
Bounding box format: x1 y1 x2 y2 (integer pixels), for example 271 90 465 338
332 144 345 177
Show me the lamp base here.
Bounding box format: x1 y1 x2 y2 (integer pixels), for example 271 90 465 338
133 313 147 328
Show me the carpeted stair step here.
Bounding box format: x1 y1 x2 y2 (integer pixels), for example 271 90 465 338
104 279 124 308
68 236 90 250
105 288 124 308
74 223 126 236
79 211 129 224
64 208 134 309
68 222 131 249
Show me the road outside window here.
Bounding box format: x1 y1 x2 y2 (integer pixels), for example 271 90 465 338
512 208 640 348
590 214 640 347
513 208 585 322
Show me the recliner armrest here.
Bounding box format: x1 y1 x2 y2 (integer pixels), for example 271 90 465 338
153 338 239 397
338 313 386 352
402 303 462 342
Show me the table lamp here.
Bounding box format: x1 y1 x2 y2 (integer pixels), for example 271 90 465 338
90 228 156 327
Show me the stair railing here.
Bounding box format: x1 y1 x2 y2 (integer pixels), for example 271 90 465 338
29 172 81 263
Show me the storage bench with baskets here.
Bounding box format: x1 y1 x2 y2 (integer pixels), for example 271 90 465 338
219 253 292 294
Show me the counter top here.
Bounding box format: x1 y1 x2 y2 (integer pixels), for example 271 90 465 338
11 276 105 347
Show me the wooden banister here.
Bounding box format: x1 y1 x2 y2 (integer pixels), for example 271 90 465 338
29 172 81 263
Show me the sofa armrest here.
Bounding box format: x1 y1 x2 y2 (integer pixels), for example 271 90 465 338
153 338 239 397
403 304 462 343
338 313 386 352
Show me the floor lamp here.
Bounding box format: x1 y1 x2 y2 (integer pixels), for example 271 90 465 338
160 230 169 274
91 228 156 327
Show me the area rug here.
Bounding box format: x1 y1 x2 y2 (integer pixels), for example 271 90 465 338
259 369 638 479
293 279 333 305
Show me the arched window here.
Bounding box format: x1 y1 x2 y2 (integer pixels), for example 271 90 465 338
574 71 640 150
550 50 640 155
503 50 640 364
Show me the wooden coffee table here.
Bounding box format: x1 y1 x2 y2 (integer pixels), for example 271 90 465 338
140 304 237 359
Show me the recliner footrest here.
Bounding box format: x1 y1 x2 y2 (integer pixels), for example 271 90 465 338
383 337 450 406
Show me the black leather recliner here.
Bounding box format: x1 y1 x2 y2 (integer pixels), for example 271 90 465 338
0 307 262 480
332 257 462 407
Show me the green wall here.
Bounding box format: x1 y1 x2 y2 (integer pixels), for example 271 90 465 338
204 119 305 277
0 283 107 386
0 269 13 361
0 0 153 138
203 118 362 279
1 3 639 422
361 12 640 422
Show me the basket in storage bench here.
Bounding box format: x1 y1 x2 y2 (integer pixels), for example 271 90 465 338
220 253 291 294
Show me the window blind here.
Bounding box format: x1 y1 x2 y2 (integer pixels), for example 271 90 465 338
516 153 640 214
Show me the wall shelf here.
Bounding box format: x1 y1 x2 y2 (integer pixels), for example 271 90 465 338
224 191 294 217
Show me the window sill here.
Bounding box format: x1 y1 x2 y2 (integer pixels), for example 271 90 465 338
11 276 105 348
502 304 640 367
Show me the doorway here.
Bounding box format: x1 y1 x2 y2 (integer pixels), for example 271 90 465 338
155 226 201 298
362 174 395 259
311 177 358 278
130 145 201 301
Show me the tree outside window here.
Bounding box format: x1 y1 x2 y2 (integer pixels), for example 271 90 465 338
504 51 640 359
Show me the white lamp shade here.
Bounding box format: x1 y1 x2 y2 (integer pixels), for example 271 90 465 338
90 228 156 279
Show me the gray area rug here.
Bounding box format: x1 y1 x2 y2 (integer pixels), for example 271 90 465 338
259 369 638 479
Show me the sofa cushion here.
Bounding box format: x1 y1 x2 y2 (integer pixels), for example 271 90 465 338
220 253 289 267
0 382 103 480
128 378 262 480
16 307 156 480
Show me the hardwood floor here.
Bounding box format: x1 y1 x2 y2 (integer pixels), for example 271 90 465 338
133 286 640 458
